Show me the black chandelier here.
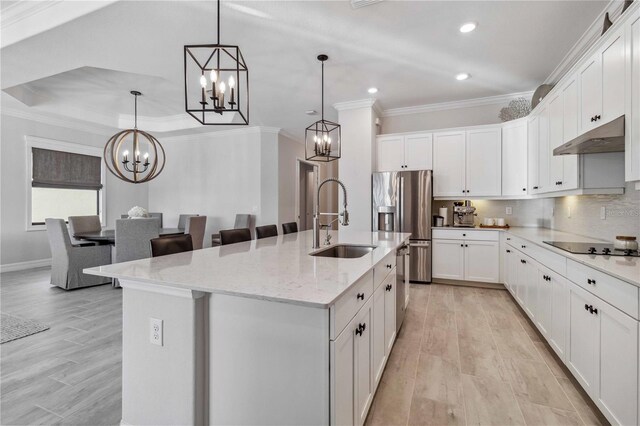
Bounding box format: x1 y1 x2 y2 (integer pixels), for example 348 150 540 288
184 0 249 125
104 91 166 184
305 54 341 162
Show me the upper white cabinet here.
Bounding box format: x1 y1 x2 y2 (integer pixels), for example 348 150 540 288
527 115 540 193
433 131 466 197
579 28 626 133
502 119 528 196
466 128 502 197
375 133 432 172
433 127 501 197
627 9 640 182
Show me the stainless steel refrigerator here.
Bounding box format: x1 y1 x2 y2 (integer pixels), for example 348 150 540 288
372 170 432 283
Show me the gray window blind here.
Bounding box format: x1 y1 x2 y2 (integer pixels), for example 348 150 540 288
32 148 103 190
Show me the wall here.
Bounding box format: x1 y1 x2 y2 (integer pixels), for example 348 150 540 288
338 103 377 232
551 182 640 241
0 114 148 268
381 101 507 134
277 133 304 225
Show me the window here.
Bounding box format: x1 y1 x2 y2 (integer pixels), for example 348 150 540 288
26 137 105 230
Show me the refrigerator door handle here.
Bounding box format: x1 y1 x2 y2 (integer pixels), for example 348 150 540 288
398 175 404 233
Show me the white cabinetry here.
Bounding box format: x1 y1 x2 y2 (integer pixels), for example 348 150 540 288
433 127 501 197
331 318 355 426
433 231 499 283
627 9 640 182
548 92 565 190
433 131 466 197
502 119 528 196
372 272 396 389
353 299 373 426
376 133 432 172
527 115 540 193
383 275 396 355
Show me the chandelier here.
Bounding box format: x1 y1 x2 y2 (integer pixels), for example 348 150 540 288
184 0 249 125
103 91 166 184
305 54 341 162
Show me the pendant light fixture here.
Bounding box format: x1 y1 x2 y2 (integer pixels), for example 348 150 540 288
305 54 341 162
103 91 166 184
184 0 249 125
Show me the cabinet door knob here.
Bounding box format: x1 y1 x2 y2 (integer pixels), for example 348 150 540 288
587 279 596 285
386 284 392 291
465 244 468 247
506 249 511 253
386 264 392 269
460 244 464 247
596 115 601 120
523 188 526 191
521 245 526 249
357 293 365 300
533 186 539 190
462 233 466 237
585 303 589 311
356 323 365 336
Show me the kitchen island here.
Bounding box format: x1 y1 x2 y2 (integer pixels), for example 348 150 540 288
86 230 411 426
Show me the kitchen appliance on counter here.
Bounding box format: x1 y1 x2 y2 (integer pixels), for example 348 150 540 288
373 170 432 283
453 200 476 227
543 241 640 257
396 244 409 331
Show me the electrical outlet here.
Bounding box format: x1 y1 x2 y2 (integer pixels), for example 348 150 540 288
505 206 513 215
600 206 606 220
150 318 163 346
567 206 571 218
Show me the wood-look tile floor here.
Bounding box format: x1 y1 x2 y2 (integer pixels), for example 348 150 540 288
1 267 122 426
366 284 610 426
1 269 608 426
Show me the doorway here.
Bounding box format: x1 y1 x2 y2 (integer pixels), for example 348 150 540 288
297 160 316 231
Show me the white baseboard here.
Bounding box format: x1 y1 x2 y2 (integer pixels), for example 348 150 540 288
0 258 51 273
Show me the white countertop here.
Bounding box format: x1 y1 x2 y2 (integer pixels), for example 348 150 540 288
85 230 411 308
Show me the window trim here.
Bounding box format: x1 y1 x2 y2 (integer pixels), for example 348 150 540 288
25 136 106 231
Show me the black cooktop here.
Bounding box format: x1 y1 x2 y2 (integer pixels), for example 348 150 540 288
543 241 639 257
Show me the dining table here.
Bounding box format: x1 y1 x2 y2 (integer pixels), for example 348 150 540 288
75 228 184 244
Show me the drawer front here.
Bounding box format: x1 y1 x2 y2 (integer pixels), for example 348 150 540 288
567 259 639 320
331 270 375 339
506 235 566 276
374 251 396 290
432 229 499 241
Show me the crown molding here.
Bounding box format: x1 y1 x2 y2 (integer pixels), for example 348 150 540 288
333 98 381 113
544 0 625 84
381 91 534 118
1 0 118 49
1 106 117 136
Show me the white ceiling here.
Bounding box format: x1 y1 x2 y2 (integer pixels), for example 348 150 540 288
1 0 609 137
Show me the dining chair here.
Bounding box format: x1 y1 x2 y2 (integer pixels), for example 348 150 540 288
211 214 254 246
178 214 199 230
185 216 206 249
114 219 160 287
219 228 252 246
68 215 102 246
282 222 298 235
149 212 163 227
150 234 193 257
256 224 278 239
45 218 112 290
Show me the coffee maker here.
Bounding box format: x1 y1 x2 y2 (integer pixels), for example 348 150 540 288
453 200 476 227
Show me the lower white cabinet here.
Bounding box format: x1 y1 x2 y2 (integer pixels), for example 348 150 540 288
547 269 568 360
433 237 499 283
372 284 386 388
383 274 397 355
567 283 639 426
353 298 373 426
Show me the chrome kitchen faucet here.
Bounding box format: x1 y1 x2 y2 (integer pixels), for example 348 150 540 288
313 178 349 248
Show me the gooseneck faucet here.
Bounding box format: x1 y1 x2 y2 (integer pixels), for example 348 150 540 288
313 178 349 249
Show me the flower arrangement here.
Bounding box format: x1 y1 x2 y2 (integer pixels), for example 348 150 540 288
127 206 149 219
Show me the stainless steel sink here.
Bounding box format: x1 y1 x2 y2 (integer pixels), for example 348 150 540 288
310 244 377 259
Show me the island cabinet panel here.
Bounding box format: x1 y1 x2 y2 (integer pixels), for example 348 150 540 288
331 318 355 426
354 298 374 426
331 270 374 339
384 272 397 356
372 284 386 388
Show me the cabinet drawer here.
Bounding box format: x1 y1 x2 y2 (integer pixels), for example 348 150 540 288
374 251 396 290
432 229 499 241
506 235 566 276
567 259 639 320
331 270 375 340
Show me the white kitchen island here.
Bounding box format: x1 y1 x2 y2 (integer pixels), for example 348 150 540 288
86 230 411 426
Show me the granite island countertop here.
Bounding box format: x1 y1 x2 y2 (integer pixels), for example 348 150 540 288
85 230 411 308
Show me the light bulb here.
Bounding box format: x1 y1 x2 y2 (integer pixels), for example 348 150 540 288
210 69 217 82
123 150 129 157
135 151 140 157
328 137 332 144
323 134 328 142
313 135 318 142
200 75 207 88
219 82 226 93
143 152 149 159
228 75 235 88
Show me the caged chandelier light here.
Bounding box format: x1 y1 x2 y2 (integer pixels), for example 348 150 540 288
184 0 249 125
305 54 341 162
103 91 166 184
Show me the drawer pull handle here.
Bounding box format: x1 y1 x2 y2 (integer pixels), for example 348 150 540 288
461 244 464 247
386 264 392 269
521 245 526 249
355 323 367 336
386 284 392 291
533 186 539 189
587 279 596 285
506 250 511 253
357 293 365 300
584 303 589 311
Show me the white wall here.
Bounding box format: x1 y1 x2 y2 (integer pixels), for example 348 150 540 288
381 102 507 134
0 114 148 267
278 133 304 225
338 104 377 232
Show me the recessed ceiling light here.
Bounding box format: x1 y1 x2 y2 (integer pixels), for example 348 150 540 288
459 22 477 33
456 73 470 81
368 87 378 94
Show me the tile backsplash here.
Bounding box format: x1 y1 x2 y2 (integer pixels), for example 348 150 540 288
433 182 639 242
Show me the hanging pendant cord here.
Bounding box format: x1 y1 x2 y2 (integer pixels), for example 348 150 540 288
217 0 220 45
321 61 324 121
134 93 138 129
